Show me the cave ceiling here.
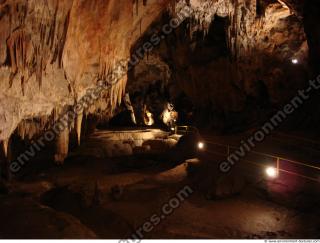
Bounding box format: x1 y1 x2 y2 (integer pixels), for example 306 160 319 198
0 0 315 142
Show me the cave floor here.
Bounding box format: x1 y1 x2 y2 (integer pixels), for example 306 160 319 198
1 130 320 239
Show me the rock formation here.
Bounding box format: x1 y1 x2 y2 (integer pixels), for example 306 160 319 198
0 0 318 161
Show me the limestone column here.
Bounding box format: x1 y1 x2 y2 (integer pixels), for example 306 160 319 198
54 128 69 165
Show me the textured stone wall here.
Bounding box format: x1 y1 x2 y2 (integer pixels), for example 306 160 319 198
0 0 171 142
128 0 309 129
0 0 315 143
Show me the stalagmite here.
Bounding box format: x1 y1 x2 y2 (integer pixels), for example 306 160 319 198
54 128 69 165
76 112 83 146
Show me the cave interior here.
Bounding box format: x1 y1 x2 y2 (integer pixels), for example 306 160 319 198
0 0 320 240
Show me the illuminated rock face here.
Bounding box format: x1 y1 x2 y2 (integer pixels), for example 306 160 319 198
0 0 171 142
0 0 316 143
72 129 178 158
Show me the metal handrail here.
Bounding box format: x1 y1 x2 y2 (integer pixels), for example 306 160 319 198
204 140 320 183
205 140 320 170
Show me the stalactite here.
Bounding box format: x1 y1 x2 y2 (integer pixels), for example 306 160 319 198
16 116 52 141
54 127 69 165
6 29 30 93
58 11 71 68
4 0 71 94
2 139 9 158
1 138 11 180
76 112 83 146
135 0 139 16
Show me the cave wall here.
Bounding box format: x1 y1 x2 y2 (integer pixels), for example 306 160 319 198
0 0 173 142
128 0 309 130
0 0 317 144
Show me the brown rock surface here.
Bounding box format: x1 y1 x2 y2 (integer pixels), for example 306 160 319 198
0 0 315 141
